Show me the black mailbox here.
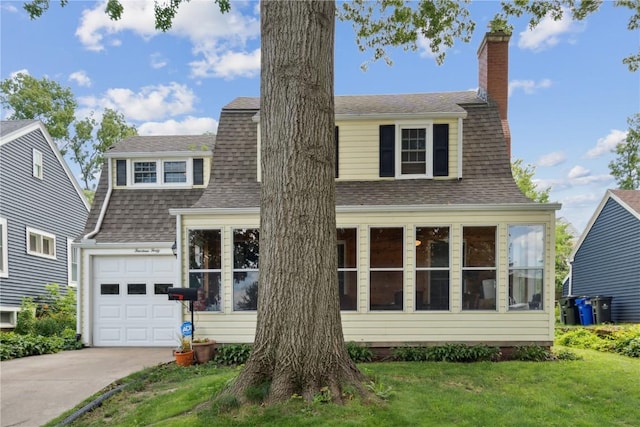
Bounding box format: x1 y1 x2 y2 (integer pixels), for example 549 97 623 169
167 287 198 301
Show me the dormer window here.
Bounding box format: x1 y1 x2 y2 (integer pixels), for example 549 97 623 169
133 161 157 183
116 158 204 187
400 127 429 175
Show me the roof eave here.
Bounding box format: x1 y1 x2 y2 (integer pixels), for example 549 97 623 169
105 150 213 158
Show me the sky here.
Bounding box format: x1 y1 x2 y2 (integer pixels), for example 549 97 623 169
1 0 638 234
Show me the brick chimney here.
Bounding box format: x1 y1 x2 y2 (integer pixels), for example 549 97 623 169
477 31 511 158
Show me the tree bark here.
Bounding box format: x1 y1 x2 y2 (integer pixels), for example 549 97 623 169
230 0 365 404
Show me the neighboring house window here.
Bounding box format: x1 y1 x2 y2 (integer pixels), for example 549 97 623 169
337 228 357 311
67 239 78 286
0 217 7 278
462 226 496 310
133 161 157 183
233 229 259 311
164 161 187 183
33 148 43 179
370 227 404 311
26 227 56 259
188 229 221 311
509 225 544 311
379 123 449 178
415 227 450 310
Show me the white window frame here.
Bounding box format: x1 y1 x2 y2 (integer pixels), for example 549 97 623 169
508 224 545 311
337 227 359 312
461 225 498 311
187 228 223 312
0 307 20 329
0 217 8 278
368 226 405 312
26 227 56 259
33 148 43 179
67 238 78 287
128 159 192 187
395 120 433 179
415 226 451 311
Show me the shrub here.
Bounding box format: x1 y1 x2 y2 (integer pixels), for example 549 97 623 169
14 298 37 335
511 345 553 362
213 344 252 366
555 325 640 358
393 344 500 362
346 341 374 363
0 332 69 360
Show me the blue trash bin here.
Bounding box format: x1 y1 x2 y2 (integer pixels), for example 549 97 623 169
576 297 594 326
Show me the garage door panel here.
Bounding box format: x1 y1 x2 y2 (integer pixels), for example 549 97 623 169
93 256 179 347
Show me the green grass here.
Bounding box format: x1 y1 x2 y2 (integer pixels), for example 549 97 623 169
47 347 640 427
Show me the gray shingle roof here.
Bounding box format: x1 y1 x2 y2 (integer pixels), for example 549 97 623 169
107 134 215 154
0 120 39 139
192 96 531 209
225 91 478 116
611 189 640 215
83 163 203 243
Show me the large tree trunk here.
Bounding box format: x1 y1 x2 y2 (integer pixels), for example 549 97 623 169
230 0 365 404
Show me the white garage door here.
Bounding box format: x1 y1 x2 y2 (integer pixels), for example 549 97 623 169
93 256 180 347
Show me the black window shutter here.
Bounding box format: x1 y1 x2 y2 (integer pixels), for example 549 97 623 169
335 126 339 178
379 125 395 177
193 158 204 185
433 124 449 177
116 160 127 186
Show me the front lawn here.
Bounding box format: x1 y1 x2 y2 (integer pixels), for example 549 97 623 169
49 347 639 427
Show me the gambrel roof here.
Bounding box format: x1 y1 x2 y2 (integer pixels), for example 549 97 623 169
191 92 533 210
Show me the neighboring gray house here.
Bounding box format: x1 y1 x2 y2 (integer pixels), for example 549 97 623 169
76 135 213 346
567 189 640 322
0 120 89 328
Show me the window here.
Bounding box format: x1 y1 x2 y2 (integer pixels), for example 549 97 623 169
26 227 56 259
337 228 357 310
133 161 157 183
100 284 119 295
415 227 450 310
233 229 259 311
188 229 222 311
509 225 544 311
33 148 43 179
0 217 7 278
67 239 78 286
379 123 449 178
369 227 404 311
154 283 172 295
164 161 187 183
128 283 147 295
462 226 496 310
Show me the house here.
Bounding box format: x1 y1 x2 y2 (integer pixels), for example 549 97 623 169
0 120 89 329
77 32 560 349
566 189 640 323
76 135 214 345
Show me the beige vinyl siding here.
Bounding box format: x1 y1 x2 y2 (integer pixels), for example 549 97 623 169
336 119 460 181
180 208 555 345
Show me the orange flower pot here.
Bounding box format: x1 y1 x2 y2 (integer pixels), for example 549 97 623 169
174 350 194 366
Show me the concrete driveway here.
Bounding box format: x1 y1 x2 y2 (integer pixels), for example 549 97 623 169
0 347 174 427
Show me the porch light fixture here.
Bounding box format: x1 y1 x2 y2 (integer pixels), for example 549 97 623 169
171 241 178 257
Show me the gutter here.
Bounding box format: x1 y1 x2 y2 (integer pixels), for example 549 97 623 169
83 161 113 240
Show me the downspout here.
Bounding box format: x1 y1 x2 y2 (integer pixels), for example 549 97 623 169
83 160 113 240
457 117 463 179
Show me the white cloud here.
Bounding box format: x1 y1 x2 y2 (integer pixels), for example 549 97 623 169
190 48 260 79
417 35 440 60
69 70 91 87
561 193 599 208
536 151 565 167
138 116 218 135
78 82 197 121
568 165 590 179
150 53 167 69
9 69 30 78
508 79 552 96
586 129 627 158
75 0 260 79
0 3 18 13
518 9 581 52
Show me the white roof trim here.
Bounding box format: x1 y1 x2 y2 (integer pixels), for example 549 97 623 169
251 112 468 123
105 150 212 159
568 189 639 261
171 203 560 216
1 121 90 211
